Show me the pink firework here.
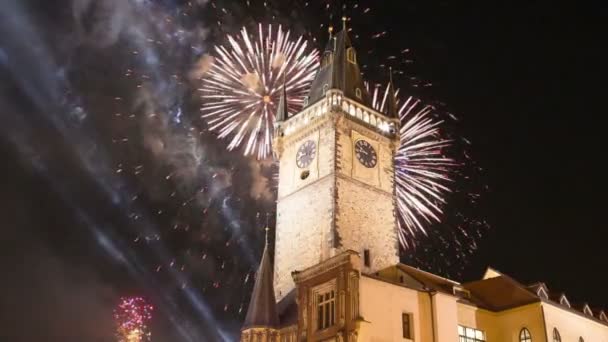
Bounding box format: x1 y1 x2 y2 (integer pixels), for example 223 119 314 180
114 296 154 342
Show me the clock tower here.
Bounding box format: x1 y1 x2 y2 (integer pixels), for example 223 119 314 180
272 21 401 300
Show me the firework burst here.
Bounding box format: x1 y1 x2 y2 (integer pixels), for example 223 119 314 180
114 296 154 342
369 83 456 248
199 24 319 159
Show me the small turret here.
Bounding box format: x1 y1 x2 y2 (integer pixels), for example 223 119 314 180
241 227 280 342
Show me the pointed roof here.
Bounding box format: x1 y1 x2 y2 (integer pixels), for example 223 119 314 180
306 18 372 107
386 68 399 119
243 228 279 329
275 81 288 123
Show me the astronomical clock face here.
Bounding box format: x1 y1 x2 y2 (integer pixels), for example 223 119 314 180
296 140 316 168
355 139 377 168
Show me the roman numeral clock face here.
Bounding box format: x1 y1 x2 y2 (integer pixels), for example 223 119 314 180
355 140 377 168
296 140 316 168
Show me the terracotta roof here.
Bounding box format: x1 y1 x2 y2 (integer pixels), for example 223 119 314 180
243 241 279 329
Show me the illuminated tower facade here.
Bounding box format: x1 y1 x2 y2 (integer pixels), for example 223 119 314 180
272 21 401 300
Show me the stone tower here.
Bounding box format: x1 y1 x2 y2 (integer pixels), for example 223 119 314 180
272 19 401 300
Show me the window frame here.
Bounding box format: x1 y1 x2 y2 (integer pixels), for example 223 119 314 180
312 280 337 331
402 312 412 339
355 88 362 99
552 328 561 342
347 47 356 64
458 325 485 342
519 327 532 342
363 249 371 267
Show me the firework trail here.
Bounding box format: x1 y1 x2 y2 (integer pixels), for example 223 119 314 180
199 24 319 159
114 296 154 342
369 83 456 248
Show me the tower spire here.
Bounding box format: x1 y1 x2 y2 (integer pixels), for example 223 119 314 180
242 225 279 330
275 75 288 123
386 67 399 119
304 15 371 108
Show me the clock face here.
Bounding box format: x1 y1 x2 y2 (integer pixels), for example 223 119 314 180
355 140 377 168
296 140 316 168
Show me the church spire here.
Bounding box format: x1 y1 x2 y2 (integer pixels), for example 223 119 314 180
242 225 279 330
386 67 399 119
305 18 372 108
275 77 288 123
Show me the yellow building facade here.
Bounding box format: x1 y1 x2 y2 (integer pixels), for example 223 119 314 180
241 23 608 342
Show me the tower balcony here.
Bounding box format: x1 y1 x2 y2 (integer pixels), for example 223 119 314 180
280 90 400 138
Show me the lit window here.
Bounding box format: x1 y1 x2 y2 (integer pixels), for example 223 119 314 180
355 88 362 99
520 328 532 342
553 328 561 342
458 325 485 342
363 249 370 267
347 47 356 63
314 282 336 331
402 313 412 339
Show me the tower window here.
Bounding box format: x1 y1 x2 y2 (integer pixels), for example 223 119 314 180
402 313 412 339
363 249 370 267
347 47 356 64
314 287 335 331
520 328 532 342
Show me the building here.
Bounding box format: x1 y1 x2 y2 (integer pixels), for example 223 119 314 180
241 20 608 342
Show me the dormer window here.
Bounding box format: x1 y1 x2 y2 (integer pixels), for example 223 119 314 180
559 295 571 308
355 88 362 99
347 47 356 64
583 305 593 316
537 287 548 300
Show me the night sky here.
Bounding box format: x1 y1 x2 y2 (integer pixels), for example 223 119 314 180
1 1 606 341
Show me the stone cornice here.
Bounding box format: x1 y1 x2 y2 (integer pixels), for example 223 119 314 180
292 251 360 283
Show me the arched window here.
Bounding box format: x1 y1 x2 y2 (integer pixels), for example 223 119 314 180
323 84 329 95
553 328 561 342
579 337 584 342
347 47 356 64
520 328 532 342
355 88 362 99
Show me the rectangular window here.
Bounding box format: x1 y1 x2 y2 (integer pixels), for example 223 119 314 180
458 325 485 342
402 313 412 339
364 249 370 267
316 289 335 330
